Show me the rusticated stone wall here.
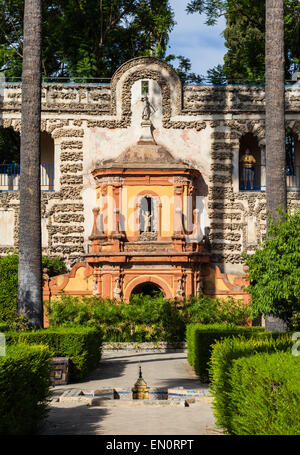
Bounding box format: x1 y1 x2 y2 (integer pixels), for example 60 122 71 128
0 56 300 274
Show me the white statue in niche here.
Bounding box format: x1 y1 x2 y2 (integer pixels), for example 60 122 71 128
113 277 122 299
141 95 156 121
176 278 185 297
142 210 153 232
93 277 99 296
196 279 204 297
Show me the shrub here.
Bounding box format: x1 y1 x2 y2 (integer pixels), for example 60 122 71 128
47 294 186 342
228 351 300 435
46 293 251 342
0 344 52 435
5 326 102 381
209 332 293 433
0 254 66 325
244 209 300 330
182 295 251 326
186 323 265 382
0 322 9 332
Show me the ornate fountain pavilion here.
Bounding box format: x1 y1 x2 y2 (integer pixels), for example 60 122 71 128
0 56 300 305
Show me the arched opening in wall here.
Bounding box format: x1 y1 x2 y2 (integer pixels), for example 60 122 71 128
130 282 164 300
286 129 300 191
0 127 20 190
0 129 54 191
41 132 54 191
138 195 157 240
239 133 261 191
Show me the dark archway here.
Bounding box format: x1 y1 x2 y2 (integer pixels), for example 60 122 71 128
239 132 261 191
130 281 164 299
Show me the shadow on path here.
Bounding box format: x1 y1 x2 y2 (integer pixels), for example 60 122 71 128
41 403 110 435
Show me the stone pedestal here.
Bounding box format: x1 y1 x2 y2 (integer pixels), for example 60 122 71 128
50 357 70 385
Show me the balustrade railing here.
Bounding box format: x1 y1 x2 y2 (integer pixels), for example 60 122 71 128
0 163 54 191
239 164 300 192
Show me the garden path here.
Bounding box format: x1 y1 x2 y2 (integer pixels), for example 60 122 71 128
42 350 222 435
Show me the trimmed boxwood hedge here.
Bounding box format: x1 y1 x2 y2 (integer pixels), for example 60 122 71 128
0 344 52 435
186 323 265 382
5 326 103 381
229 351 300 435
0 322 9 332
209 333 293 433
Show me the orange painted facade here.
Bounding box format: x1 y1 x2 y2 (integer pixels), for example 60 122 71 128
43 139 251 325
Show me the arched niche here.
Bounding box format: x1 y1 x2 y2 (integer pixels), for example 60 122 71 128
0 128 55 191
41 132 55 191
130 281 164 300
239 133 262 191
0 126 20 190
285 128 300 190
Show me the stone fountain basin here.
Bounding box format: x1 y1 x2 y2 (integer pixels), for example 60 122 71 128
58 387 210 407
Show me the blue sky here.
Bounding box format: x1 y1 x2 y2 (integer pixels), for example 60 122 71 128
167 0 226 77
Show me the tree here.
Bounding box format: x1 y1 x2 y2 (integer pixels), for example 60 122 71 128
187 0 300 83
17 0 43 328
206 64 226 85
0 0 203 87
245 211 300 330
265 0 287 222
0 0 176 80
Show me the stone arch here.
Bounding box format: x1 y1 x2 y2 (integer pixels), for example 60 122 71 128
110 56 182 121
130 281 163 299
229 120 265 148
124 275 173 302
0 118 21 133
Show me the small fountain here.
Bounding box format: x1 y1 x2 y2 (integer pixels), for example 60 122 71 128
132 365 150 400
58 364 209 406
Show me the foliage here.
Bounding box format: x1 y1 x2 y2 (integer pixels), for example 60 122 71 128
186 323 264 382
165 54 204 84
183 295 251 326
5 326 103 381
229 351 300 435
0 0 203 84
0 0 175 80
206 64 227 85
187 0 300 83
209 332 293 433
47 294 186 342
244 210 300 330
0 322 9 332
0 344 52 435
0 254 66 325
46 293 252 342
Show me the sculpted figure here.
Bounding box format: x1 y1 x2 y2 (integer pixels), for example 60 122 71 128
141 96 155 121
142 210 153 232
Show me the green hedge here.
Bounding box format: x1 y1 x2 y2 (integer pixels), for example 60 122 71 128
46 293 252 342
186 323 265 382
0 344 52 435
209 333 293 433
0 254 65 324
6 326 103 381
0 322 9 332
229 351 300 435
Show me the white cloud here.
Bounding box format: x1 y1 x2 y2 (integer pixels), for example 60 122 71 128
168 0 226 75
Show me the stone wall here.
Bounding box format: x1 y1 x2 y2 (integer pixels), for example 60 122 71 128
0 57 300 273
